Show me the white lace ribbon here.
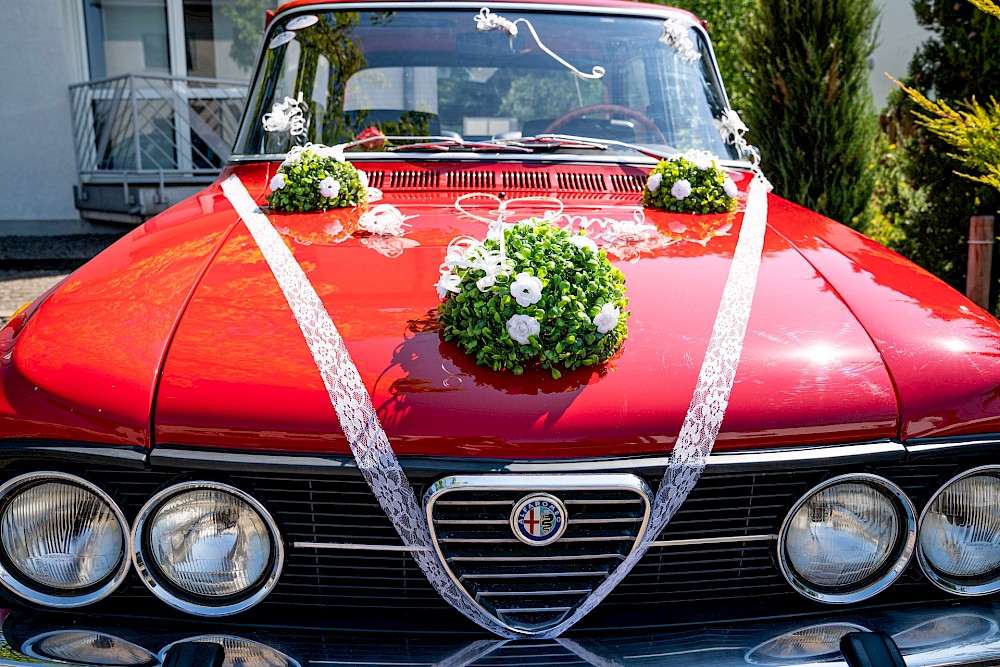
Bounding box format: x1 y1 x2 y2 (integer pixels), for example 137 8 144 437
221 174 518 638
537 174 769 638
222 172 769 639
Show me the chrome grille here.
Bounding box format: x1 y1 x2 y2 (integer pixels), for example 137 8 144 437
425 474 651 634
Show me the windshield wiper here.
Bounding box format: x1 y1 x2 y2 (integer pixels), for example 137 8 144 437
331 135 531 154
504 135 610 152
511 134 676 160
386 136 531 153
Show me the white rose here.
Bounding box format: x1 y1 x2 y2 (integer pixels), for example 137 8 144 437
357 170 370 188
671 179 692 200
510 272 543 307
593 303 621 334
685 150 714 171
435 272 462 299
569 235 598 253
506 314 540 345
646 173 662 193
270 173 286 190
319 177 341 199
723 176 738 198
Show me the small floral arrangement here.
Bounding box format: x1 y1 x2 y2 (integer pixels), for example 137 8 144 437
267 144 368 212
643 150 738 214
357 126 388 150
436 221 628 379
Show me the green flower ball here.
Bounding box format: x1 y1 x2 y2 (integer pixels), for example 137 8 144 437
438 221 629 379
267 149 367 212
642 154 737 214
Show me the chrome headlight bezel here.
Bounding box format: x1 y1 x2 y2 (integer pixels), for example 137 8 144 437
917 465 1000 596
0 471 131 607
131 481 284 617
776 473 916 604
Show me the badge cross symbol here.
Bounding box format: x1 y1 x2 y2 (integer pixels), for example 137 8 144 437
512 495 567 546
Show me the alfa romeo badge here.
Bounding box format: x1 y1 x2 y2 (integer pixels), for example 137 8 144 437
510 493 568 546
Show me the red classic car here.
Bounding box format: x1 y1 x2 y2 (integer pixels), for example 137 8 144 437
2 1 1000 666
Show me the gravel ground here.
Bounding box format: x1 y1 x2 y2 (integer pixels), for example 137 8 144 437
0 270 72 325
0 233 125 325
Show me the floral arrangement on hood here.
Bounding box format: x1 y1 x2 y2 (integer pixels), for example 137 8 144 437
436 220 628 379
267 143 369 212
643 150 738 214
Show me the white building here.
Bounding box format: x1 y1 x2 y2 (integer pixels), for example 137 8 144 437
0 0 927 234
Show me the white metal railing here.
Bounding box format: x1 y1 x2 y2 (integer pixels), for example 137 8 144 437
69 73 248 182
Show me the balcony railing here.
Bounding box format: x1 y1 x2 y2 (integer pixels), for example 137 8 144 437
69 73 248 183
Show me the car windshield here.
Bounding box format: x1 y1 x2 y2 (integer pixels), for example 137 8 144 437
236 6 739 160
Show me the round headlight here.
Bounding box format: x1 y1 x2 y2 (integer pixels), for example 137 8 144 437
133 481 283 616
22 630 158 666
918 466 1000 595
0 472 130 606
777 474 916 603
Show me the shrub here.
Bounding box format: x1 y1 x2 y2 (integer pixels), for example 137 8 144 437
436 221 628 379
742 0 879 228
871 0 1000 293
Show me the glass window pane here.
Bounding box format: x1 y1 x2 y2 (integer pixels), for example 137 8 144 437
184 0 277 79
88 0 171 78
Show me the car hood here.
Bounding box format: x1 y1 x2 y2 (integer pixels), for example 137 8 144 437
151 163 902 458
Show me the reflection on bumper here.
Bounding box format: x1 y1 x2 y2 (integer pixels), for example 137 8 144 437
3 604 1000 667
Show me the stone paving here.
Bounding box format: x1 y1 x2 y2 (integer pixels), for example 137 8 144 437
0 270 71 325
0 232 125 325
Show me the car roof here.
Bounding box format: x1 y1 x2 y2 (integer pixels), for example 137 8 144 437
275 0 701 26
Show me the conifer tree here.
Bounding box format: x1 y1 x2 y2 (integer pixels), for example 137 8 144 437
877 1 1000 291
743 0 879 227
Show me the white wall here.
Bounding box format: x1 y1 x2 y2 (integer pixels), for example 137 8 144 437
0 0 84 224
870 0 932 108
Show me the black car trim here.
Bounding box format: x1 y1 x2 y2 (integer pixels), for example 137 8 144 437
146 439 905 474
0 440 147 468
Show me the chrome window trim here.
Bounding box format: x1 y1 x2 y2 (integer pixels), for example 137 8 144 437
131 481 285 617
423 473 652 636
916 464 1000 596
0 471 132 608
776 473 917 605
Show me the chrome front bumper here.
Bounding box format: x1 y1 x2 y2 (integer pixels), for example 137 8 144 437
3 603 1000 667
